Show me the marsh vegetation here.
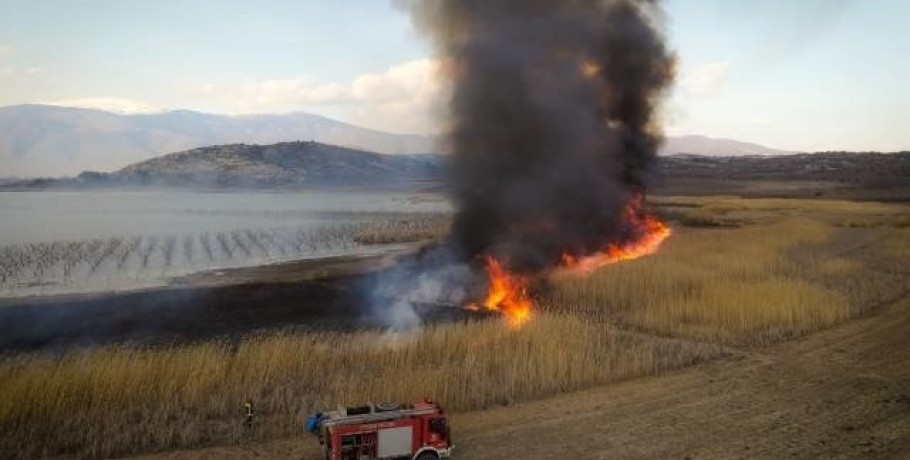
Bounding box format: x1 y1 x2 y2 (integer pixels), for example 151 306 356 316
1 196 907 459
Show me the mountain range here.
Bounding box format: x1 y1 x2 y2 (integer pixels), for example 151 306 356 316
0 105 434 177
0 104 792 177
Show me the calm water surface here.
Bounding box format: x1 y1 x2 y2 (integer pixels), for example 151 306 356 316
0 190 448 245
0 190 449 297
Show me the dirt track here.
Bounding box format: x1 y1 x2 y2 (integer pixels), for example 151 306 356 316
134 294 910 460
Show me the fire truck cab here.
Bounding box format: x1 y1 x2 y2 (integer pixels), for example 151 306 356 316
307 399 453 460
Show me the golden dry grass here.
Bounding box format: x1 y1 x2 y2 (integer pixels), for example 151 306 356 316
351 214 450 245
0 314 720 459
546 198 909 345
0 197 907 459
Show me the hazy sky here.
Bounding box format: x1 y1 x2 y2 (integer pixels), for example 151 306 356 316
0 0 907 151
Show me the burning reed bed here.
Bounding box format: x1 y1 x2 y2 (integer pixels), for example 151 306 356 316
1 198 906 459
0 314 721 459
546 199 910 345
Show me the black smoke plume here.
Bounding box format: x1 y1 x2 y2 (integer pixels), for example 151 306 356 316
405 0 676 274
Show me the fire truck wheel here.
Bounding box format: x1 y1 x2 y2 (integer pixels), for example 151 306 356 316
415 452 438 460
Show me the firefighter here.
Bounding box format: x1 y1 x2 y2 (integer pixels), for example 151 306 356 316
242 399 255 429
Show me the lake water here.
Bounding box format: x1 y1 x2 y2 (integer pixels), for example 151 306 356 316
0 190 450 297
0 190 448 245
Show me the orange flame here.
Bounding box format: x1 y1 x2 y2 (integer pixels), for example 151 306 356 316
468 257 533 328
580 60 601 78
560 201 672 275
467 196 670 328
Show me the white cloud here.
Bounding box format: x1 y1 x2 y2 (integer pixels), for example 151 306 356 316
351 59 439 103
235 78 351 106
198 58 446 134
43 97 162 115
680 61 730 96
0 46 44 78
348 59 445 133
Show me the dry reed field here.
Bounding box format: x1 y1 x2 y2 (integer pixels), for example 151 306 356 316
0 196 907 459
547 197 909 345
0 315 721 459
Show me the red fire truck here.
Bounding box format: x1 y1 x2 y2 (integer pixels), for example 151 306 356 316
306 399 453 460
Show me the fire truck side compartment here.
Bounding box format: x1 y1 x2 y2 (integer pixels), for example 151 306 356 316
377 426 413 458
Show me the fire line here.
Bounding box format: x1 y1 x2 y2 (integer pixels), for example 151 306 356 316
469 197 671 328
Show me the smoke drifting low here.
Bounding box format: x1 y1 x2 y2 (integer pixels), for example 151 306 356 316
405 0 676 274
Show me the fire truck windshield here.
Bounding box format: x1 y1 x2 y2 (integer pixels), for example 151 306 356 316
429 418 446 435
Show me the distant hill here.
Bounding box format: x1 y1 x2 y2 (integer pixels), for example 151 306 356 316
8 140 906 199
0 105 434 177
87 141 445 189
660 151 909 182
657 151 910 200
1 104 798 177
659 135 791 156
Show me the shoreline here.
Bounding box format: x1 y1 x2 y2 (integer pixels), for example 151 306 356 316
0 244 479 352
0 244 414 303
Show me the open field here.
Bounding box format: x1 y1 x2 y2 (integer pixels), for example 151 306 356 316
0 196 907 459
130 285 910 460
0 314 721 459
